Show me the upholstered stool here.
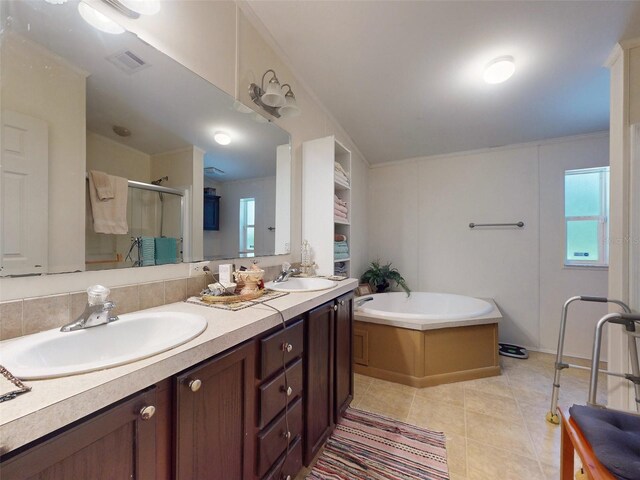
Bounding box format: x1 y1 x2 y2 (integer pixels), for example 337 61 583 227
560 405 640 479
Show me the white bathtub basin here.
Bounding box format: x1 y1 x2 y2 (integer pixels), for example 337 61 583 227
265 277 337 292
0 311 207 379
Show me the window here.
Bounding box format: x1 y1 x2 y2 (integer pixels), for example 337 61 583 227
239 198 255 256
564 166 609 267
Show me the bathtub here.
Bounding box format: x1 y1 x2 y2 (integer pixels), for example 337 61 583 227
353 292 502 387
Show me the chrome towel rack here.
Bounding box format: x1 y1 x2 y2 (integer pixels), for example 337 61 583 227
469 221 524 228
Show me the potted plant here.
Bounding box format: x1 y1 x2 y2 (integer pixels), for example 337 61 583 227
361 260 411 295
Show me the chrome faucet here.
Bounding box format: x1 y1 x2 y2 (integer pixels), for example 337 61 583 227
60 301 118 332
274 263 299 283
355 296 374 308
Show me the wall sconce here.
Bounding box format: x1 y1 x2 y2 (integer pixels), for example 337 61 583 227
249 69 301 118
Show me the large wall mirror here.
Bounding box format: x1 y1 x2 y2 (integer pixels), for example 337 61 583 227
0 0 291 277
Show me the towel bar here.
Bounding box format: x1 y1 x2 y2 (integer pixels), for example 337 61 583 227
468 222 524 228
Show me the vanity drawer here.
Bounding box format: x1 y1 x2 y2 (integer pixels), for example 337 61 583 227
260 319 303 380
259 358 303 429
262 436 302 480
257 397 303 478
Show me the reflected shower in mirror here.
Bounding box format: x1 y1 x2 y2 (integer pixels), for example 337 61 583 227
0 0 291 276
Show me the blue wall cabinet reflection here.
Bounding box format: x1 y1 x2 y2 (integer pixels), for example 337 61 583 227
204 193 220 231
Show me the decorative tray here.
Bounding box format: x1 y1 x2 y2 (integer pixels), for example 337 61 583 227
200 289 264 304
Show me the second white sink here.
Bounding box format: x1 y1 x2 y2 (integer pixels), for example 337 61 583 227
266 277 337 293
0 311 207 380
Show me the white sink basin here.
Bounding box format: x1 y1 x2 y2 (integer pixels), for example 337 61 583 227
0 311 207 380
265 277 337 293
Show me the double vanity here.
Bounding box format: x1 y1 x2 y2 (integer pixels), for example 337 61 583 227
0 279 357 480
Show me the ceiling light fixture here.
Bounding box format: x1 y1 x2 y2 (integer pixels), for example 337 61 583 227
214 132 231 146
117 0 161 16
78 2 125 34
92 0 161 20
112 125 131 137
278 84 301 118
483 56 516 84
249 69 301 118
44 0 69 4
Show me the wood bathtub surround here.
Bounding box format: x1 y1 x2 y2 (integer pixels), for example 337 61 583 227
354 321 500 387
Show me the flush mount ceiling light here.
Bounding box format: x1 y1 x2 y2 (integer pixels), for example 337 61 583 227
112 125 131 137
44 0 69 4
117 0 161 16
88 0 161 20
483 56 516 84
249 69 301 118
214 131 231 146
78 2 125 34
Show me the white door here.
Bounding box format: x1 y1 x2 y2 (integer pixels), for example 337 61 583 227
0 110 49 276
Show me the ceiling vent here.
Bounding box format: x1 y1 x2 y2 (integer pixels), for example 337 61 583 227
204 166 226 177
106 50 150 74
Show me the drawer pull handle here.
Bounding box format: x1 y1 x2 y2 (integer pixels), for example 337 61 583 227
333 305 338 312
188 379 202 392
139 405 156 420
281 385 293 396
282 430 291 440
283 476 291 480
340 300 345 306
282 342 293 353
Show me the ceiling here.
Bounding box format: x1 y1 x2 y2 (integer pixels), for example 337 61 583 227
247 1 640 165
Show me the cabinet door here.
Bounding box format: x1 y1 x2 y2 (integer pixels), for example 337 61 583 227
203 194 220 231
335 292 354 419
304 301 335 465
0 388 157 480
175 340 255 480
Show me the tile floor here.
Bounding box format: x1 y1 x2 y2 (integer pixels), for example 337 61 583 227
300 351 606 480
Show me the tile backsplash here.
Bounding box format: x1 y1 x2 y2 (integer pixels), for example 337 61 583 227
0 265 284 341
0 275 210 341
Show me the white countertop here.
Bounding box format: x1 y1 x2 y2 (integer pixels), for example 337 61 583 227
0 279 358 454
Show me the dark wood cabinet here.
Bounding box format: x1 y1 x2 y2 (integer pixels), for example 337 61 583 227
174 340 255 480
334 292 354 419
257 318 304 478
0 289 355 480
203 193 220 231
0 387 158 480
303 294 354 466
303 301 335 465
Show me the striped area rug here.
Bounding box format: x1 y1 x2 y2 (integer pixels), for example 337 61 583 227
307 408 449 480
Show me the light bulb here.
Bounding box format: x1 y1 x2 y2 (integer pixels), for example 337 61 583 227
483 56 515 84
119 0 161 16
78 2 125 34
214 132 231 146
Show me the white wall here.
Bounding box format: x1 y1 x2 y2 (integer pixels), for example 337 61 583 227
368 133 609 359
0 1 370 301
151 147 203 262
86 131 151 182
1 34 87 273
216 177 276 258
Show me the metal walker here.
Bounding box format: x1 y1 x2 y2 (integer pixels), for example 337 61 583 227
546 295 640 424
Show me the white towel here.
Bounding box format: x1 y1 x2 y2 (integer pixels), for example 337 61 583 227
334 208 348 219
88 173 129 234
334 203 348 215
335 170 350 186
334 194 347 207
334 162 349 179
89 170 114 200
